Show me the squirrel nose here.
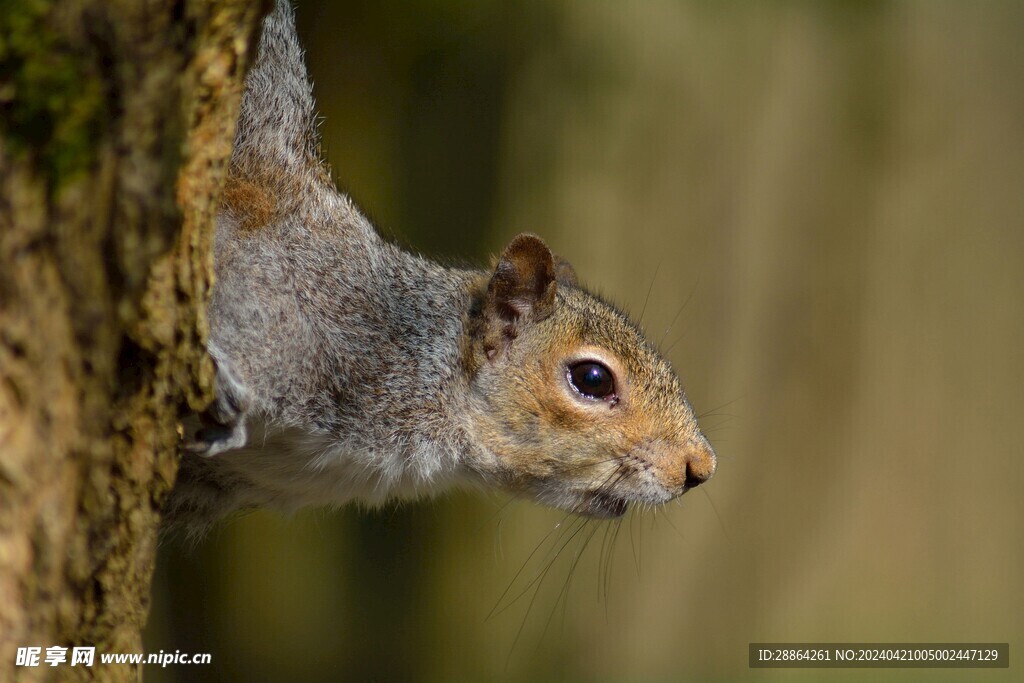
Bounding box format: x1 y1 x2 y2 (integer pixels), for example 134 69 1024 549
682 436 716 490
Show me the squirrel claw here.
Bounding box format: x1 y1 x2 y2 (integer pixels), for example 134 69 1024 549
183 344 251 457
184 422 248 457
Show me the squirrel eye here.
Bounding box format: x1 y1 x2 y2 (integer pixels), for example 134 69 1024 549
568 361 615 400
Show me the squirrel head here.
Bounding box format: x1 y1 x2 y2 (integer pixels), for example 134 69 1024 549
464 234 716 518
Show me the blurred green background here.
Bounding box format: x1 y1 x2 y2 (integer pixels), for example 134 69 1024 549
146 1 1024 681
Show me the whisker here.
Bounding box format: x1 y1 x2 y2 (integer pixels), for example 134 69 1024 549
505 518 590 664
701 487 732 544
663 329 689 356
539 521 600 648
660 505 687 543
696 395 744 421
494 515 586 619
503 464 630 618
603 518 624 612
638 261 662 326
488 512 572 620
479 493 523 534
629 505 641 578
597 521 615 604
658 270 703 348
562 522 602 634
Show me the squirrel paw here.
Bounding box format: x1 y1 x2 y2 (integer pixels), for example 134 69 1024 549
184 345 251 457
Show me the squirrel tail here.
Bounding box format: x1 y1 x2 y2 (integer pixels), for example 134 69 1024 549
231 0 325 182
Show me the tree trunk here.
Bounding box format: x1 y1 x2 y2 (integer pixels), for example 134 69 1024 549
0 1 266 679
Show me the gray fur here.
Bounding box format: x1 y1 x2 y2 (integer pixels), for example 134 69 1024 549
233 0 320 176
169 1 484 529
167 0 716 533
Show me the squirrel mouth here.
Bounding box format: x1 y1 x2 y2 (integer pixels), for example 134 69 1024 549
578 492 629 519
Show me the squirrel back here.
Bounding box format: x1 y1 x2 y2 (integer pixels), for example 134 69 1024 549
167 0 716 532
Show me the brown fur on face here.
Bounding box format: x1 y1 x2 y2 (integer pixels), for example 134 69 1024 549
464 234 716 518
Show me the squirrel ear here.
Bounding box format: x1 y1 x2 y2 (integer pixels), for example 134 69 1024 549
486 233 557 329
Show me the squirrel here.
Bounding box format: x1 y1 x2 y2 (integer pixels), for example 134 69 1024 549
165 0 716 532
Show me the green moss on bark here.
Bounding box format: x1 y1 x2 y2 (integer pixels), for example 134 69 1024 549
0 0 105 186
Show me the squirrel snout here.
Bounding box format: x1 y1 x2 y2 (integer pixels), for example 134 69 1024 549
641 436 717 496
680 437 716 491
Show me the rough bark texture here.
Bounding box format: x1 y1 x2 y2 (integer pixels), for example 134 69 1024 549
0 1 267 680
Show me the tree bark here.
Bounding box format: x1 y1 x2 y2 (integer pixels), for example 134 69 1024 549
0 1 267 680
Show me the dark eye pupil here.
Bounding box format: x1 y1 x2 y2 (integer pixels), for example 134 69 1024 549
569 362 614 399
